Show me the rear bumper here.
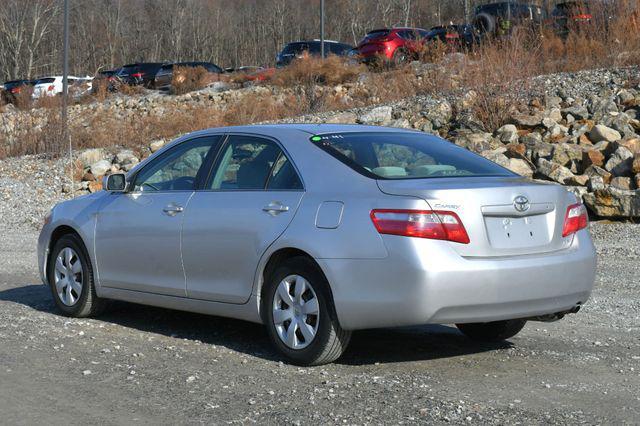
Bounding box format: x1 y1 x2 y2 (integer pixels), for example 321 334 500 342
358 44 394 60
318 229 596 330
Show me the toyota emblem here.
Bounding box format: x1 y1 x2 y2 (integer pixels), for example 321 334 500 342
514 196 530 212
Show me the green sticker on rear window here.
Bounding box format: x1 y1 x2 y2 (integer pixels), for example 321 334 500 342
311 136 322 142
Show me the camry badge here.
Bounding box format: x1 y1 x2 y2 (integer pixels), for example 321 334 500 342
514 195 530 212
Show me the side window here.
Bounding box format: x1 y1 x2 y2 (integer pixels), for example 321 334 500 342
208 136 301 190
267 153 303 190
133 137 217 192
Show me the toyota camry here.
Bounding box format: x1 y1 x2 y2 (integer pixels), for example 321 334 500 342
38 124 597 365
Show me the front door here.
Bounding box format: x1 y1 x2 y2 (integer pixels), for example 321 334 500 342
95 136 220 296
182 135 304 303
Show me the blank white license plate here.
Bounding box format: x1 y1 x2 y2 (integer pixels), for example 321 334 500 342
484 215 552 249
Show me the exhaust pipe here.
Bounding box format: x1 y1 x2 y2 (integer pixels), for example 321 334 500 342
528 303 581 322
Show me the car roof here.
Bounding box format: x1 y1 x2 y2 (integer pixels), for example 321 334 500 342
173 124 418 142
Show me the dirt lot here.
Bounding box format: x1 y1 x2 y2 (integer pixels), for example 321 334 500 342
0 223 638 425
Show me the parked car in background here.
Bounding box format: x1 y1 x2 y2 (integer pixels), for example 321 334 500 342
473 2 547 36
32 76 93 99
356 27 430 65
2 79 35 103
276 40 353 67
552 1 594 37
425 24 480 51
225 66 264 74
39 124 596 366
92 68 122 93
153 61 224 90
116 63 167 88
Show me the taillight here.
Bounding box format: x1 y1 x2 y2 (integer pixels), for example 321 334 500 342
132 72 144 78
10 87 20 94
562 203 588 237
370 209 470 244
445 33 460 39
47 85 55 91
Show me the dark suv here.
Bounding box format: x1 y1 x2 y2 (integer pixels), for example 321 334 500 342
425 24 480 51
116 63 167 88
2 79 35 103
552 1 595 37
474 2 547 36
276 40 353 67
153 62 224 90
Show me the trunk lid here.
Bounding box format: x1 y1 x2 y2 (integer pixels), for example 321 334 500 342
377 176 575 258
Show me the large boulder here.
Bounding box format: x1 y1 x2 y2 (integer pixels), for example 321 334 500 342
454 132 496 153
90 159 112 177
536 158 575 184
582 149 605 168
605 146 634 176
512 112 544 128
425 101 452 129
610 177 634 190
149 139 166 153
589 124 622 143
584 165 613 184
115 149 140 172
551 144 584 168
562 104 589 120
507 158 533 177
359 105 393 125
496 124 519 143
583 188 640 218
78 148 107 169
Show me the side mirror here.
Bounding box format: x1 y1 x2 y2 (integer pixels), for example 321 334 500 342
103 173 127 192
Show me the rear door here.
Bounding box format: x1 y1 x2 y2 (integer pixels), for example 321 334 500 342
182 134 304 303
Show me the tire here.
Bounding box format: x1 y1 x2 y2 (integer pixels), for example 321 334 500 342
391 48 411 66
263 256 351 366
456 319 527 342
474 12 496 35
47 234 106 318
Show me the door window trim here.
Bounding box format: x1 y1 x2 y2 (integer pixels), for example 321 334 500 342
200 132 305 192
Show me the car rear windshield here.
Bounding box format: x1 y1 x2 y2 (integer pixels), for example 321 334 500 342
311 132 515 179
363 30 390 41
35 78 55 84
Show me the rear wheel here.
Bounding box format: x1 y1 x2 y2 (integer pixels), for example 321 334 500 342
392 48 411 66
263 257 351 366
47 234 106 317
456 319 527 342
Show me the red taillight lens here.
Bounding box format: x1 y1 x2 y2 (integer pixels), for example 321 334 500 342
370 209 470 244
47 85 54 91
562 203 588 237
132 72 144 78
10 87 20 94
445 33 460 39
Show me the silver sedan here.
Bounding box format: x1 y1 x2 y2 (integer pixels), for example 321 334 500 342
38 124 596 365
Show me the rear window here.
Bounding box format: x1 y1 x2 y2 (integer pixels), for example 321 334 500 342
35 78 55 84
311 132 514 179
364 30 390 40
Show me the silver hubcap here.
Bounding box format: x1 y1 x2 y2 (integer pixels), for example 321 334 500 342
53 247 83 306
272 274 320 350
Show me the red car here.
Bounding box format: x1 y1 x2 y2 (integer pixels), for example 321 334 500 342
356 27 430 65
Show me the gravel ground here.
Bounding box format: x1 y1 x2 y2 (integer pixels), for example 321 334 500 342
0 221 638 425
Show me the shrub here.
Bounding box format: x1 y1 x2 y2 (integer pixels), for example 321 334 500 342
171 66 219 95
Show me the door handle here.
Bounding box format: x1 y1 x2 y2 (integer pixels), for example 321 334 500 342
163 204 184 216
262 202 290 215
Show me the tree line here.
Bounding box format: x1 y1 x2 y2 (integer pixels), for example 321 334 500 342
0 0 560 81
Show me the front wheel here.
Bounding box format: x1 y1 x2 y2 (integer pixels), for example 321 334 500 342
263 257 351 366
456 319 527 342
47 234 106 317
